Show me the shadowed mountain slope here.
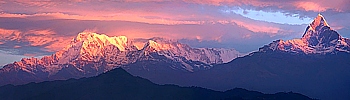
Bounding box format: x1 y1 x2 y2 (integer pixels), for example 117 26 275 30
0 68 312 100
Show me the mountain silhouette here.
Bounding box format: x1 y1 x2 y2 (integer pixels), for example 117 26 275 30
0 68 312 100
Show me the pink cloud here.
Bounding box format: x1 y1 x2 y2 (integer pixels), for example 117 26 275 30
3 0 345 27
27 29 55 35
24 29 72 52
242 34 252 39
294 1 329 12
12 0 85 7
25 29 58 46
232 20 280 36
123 0 166 2
184 0 348 12
0 12 202 25
42 38 71 52
0 28 72 52
0 11 292 40
0 28 22 41
13 45 21 48
23 53 38 57
0 12 28 18
14 0 57 8
2 0 348 54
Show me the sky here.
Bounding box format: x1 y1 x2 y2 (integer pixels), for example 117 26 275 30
1 0 350 66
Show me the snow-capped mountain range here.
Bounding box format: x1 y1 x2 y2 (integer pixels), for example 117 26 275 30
1 14 350 100
259 14 350 54
0 33 241 86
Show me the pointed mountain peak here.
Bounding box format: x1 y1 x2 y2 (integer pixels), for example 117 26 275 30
302 14 341 47
302 14 333 38
309 13 330 30
259 14 350 54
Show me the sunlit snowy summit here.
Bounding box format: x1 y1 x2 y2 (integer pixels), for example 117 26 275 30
259 14 350 54
0 32 241 86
